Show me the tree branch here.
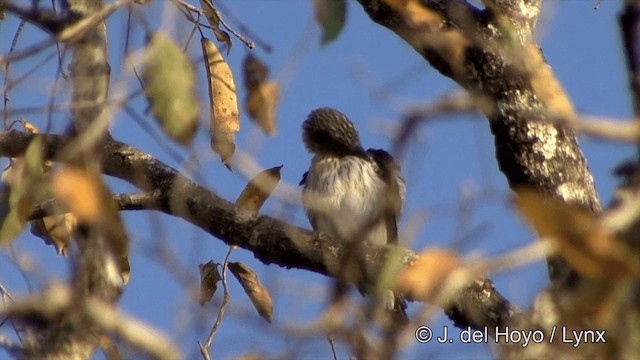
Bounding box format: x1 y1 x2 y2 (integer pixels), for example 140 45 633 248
0 130 520 333
357 0 601 290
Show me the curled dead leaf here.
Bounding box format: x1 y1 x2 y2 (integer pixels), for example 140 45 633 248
514 188 632 279
235 165 282 214
201 37 240 168
199 260 221 305
396 248 460 304
228 262 273 323
243 55 279 135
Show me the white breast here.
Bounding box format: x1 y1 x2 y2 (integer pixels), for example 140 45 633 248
302 155 401 245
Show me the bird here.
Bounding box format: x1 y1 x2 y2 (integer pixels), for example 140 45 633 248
299 107 407 325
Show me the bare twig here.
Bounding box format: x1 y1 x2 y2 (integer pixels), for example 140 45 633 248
175 0 255 49
199 246 234 360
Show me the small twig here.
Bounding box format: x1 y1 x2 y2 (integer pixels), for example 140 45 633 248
4 19 26 128
176 0 255 49
327 336 338 360
27 192 159 221
199 246 234 360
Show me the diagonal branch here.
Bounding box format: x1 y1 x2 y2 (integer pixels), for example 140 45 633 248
0 129 520 332
357 0 601 291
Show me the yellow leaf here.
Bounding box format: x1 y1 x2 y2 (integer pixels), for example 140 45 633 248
51 166 130 282
243 55 279 135
202 37 239 167
396 248 460 303
142 32 199 145
514 188 631 279
199 260 221 306
235 165 282 214
228 262 273 323
52 167 102 222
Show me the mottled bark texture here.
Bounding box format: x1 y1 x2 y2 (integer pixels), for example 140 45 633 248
354 1 640 359
357 0 601 289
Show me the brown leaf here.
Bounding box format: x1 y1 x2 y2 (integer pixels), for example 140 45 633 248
30 213 78 255
396 248 460 304
202 37 240 168
199 260 221 305
142 32 199 145
243 55 279 135
228 262 273 322
235 166 282 214
514 188 631 279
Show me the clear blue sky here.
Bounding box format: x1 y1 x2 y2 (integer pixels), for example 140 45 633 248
0 1 635 359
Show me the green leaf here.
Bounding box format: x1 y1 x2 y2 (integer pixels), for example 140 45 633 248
314 0 346 46
0 138 43 244
142 32 200 145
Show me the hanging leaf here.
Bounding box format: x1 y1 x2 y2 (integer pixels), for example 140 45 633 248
199 260 221 305
142 32 199 145
0 139 45 244
235 165 282 214
228 262 273 323
314 0 347 46
30 213 78 255
243 55 279 135
201 37 240 168
200 0 232 53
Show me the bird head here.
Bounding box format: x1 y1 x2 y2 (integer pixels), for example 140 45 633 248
302 107 364 156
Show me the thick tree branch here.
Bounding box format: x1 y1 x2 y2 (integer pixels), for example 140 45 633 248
0 130 520 333
357 0 601 290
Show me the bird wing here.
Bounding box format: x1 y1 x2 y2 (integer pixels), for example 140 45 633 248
367 149 405 244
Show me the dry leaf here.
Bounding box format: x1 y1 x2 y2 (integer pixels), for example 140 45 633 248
199 260 221 305
51 166 130 283
30 213 78 255
395 248 460 304
235 165 282 214
142 32 199 145
514 188 631 279
243 55 279 135
51 167 102 222
314 0 346 46
199 0 232 52
228 262 273 323
202 37 240 168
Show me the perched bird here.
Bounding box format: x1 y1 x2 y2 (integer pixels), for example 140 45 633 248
300 107 407 324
